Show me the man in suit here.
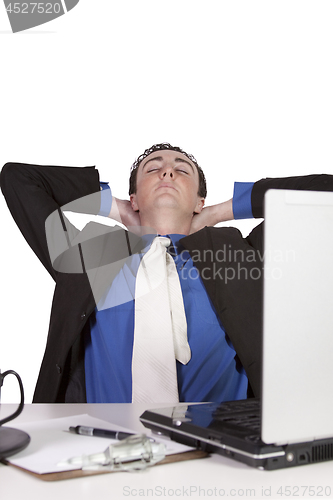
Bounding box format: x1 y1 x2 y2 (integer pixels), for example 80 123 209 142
1 143 332 403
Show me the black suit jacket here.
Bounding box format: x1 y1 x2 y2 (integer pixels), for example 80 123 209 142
1 163 333 402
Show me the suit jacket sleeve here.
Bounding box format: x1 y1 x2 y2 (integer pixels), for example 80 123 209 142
251 173 333 218
0 162 101 279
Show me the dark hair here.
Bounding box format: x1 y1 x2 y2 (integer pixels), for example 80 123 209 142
129 143 207 198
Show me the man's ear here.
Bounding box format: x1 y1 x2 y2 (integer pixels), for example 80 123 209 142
194 197 205 214
130 193 139 212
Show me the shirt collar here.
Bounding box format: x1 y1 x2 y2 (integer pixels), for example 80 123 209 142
161 234 186 257
139 233 186 257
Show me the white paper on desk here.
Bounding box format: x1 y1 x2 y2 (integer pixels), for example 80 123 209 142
5 414 193 474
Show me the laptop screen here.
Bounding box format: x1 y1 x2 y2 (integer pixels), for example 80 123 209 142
262 189 333 445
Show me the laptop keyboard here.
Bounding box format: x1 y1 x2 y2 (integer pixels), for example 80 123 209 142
212 398 261 432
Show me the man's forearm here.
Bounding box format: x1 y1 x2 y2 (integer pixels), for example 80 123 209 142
208 198 234 225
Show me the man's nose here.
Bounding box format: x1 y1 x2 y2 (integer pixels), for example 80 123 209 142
161 166 174 178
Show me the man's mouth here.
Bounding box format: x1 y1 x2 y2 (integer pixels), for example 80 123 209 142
157 183 176 190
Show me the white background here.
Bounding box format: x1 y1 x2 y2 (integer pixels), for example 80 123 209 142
0 1 332 403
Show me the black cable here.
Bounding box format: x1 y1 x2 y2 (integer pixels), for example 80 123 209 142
0 370 25 426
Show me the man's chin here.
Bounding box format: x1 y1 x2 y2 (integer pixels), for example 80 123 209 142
153 196 180 210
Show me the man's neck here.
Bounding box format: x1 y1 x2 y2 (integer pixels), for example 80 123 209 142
139 209 192 236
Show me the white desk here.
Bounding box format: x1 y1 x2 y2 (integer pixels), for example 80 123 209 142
1 404 333 500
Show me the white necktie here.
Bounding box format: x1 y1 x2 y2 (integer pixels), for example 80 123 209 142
131 236 191 403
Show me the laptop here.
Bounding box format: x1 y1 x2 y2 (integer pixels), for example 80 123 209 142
140 189 333 470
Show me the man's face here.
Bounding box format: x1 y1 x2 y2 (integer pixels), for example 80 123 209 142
130 150 205 218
